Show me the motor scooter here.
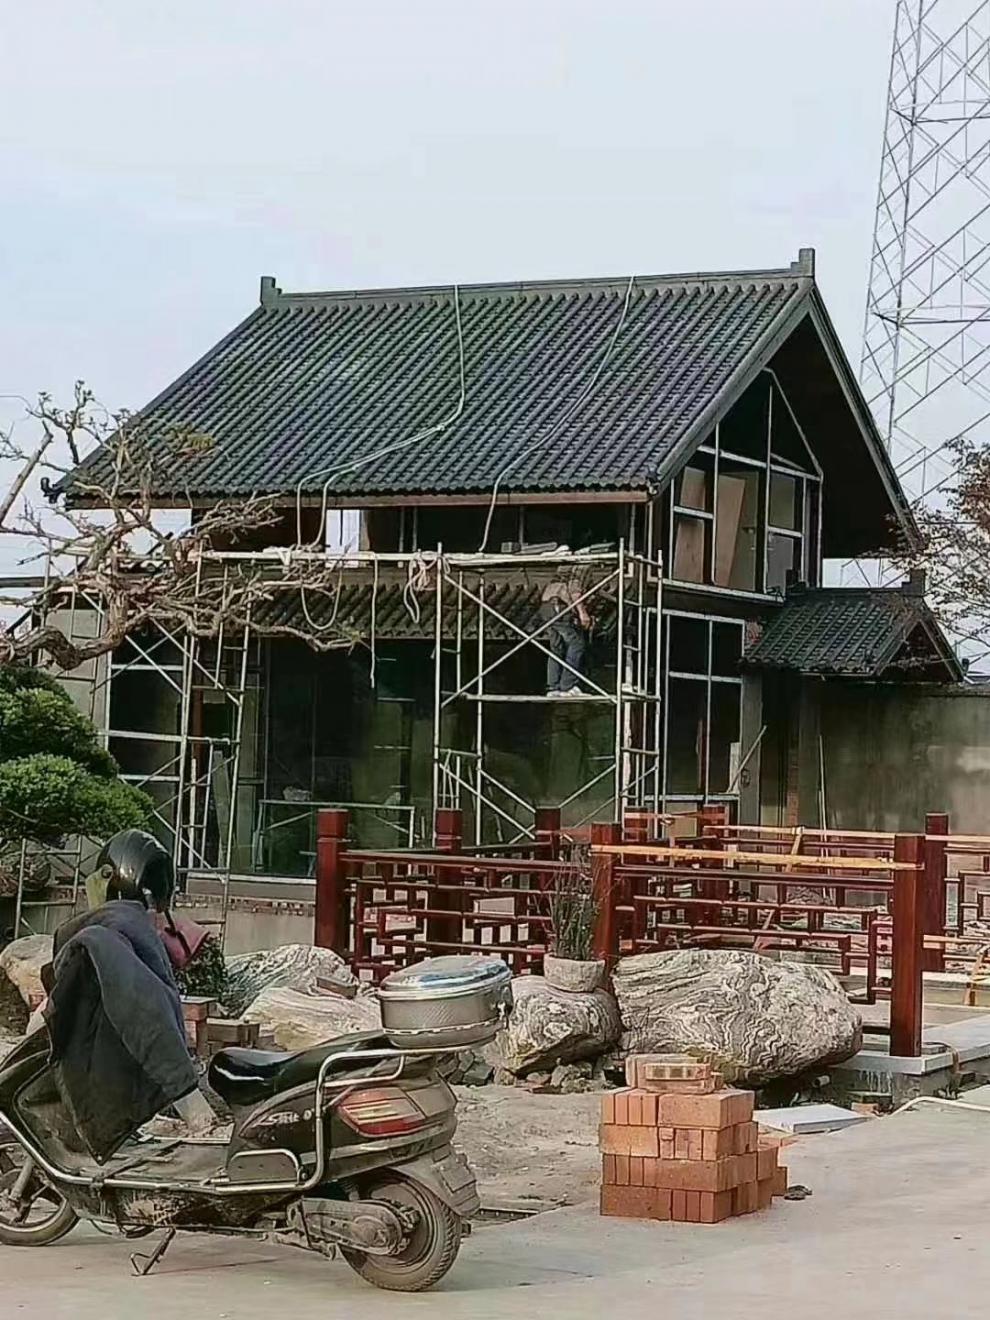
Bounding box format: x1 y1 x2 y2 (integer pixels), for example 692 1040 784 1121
0 951 511 1293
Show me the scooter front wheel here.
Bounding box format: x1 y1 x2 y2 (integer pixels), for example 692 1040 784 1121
340 1174 461 1293
0 1155 78 1247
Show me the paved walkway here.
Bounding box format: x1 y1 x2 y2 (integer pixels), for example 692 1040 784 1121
3 1101 989 1319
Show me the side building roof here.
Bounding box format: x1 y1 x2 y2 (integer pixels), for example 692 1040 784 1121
743 583 963 682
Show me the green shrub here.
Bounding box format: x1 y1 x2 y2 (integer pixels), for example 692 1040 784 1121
0 666 152 849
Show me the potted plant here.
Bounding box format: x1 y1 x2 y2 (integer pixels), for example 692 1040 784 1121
544 844 605 992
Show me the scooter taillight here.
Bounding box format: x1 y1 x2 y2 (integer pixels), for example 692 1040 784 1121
337 1087 429 1137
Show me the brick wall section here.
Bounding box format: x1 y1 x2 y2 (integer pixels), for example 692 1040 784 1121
599 1087 788 1223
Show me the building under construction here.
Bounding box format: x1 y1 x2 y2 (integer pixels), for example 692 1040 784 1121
46 251 962 893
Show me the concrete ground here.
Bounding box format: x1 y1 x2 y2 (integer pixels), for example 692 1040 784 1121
4 1100 990 1319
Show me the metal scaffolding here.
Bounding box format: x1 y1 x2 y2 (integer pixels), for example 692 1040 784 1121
862 0 990 510
431 541 664 843
7 537 669 924
6 561 258 946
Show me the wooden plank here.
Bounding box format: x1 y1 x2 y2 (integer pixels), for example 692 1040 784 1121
597 844 917 872
712 823 897 841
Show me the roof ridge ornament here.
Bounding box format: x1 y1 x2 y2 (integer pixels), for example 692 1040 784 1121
259 275 282 307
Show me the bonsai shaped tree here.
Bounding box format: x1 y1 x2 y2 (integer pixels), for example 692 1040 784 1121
0 664 151 898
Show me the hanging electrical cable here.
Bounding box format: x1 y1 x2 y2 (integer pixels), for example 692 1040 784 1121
477 275 637 553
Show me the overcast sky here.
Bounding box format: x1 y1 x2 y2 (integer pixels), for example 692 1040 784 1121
0 0 895 574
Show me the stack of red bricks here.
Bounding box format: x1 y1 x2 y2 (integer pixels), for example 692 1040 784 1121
600 1055 787 1224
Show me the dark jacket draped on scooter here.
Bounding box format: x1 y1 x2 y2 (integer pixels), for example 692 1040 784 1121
42 901 198 1162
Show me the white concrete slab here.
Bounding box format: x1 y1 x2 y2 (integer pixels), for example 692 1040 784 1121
757 1103 867 1134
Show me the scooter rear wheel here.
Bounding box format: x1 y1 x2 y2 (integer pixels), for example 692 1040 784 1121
0 1155 78 1247
340 1174 461 1292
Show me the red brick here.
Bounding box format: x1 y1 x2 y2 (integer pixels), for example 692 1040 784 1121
600 1124 660 1158
757 1177 774 1211
702 1127 736 1160
181 996 213 1022
735 1121 759 1154
757 1147 778 1181
657 1089 754 1131
615 1154 630 1186
652 1156 741 1194
757 1128 797 1151
600 1185 665 1220
735 1153 758 1185
628 1157 645 1187
602 1155 618 1185
626 1055 715 1092
613 1090 632 1126
698 1190 734 1223
644 1075 719 1096
653 1187 673 1220
674 1129 692 1161
771 1165 788 1197
659 1127 676 1159
637 1091 659 1126
601 1092 616 1125
671 1189 688 1221
733 1180 759 1215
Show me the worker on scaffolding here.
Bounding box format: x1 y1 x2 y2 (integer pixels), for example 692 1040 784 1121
540 568 592 696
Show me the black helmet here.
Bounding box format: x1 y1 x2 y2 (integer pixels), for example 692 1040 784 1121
97 829 175 913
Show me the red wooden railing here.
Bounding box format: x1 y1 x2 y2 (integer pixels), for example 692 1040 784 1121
314 806 930 1057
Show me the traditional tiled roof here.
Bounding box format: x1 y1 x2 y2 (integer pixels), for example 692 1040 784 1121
62 258 821 500
743 585 962 681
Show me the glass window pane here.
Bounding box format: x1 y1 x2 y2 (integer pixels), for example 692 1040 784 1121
668 615 708 674
708 684 742 795
769 473 799 530
665 678 707 795
711 623 743 677
767 533 798 594
719 377 770 460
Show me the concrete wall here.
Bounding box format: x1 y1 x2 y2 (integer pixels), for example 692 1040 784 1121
821 683 990 834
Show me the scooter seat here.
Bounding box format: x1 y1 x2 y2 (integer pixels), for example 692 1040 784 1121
207 1031 391 1111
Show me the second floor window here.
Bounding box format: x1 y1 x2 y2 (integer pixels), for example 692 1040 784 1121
665 374 821 595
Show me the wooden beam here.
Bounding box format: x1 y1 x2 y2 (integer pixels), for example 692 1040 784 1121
890 833 925 1058
596 843 916 871
70 489 652 511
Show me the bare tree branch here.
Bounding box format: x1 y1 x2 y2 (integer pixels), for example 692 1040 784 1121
0 388 365 670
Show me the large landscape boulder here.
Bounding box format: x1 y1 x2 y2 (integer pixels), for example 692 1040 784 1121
225 944 359 1015
493 976 621 1076
0 934 52 1009
242 986 381 1052
612 948 862 1086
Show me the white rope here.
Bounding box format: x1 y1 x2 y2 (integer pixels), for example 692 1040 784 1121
299 556 345 634
478 274 637 552
402 550 432 624
293 285 467 545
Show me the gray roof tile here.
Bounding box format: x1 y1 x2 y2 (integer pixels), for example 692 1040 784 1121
743 587 961 680
64 263 813 500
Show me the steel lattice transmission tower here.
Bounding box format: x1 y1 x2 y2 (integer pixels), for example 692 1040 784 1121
862 0 990 509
